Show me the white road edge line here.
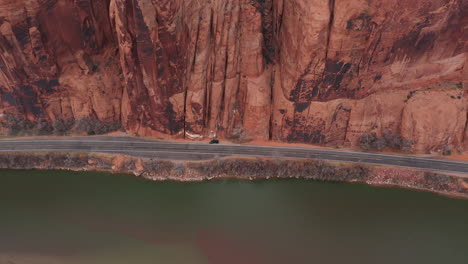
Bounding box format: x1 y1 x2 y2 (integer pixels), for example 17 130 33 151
2 139 468 165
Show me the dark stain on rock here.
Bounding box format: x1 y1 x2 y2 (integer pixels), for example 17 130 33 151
33 79 59 94
82 53 97 72
132 2 156 63
290 79 313 102
322 59 352 91
0 90 18 106
387 18 438 62
295 102 310 113
253 0 276 64
286 116 326 144
164 102 184 134
346 13 372 32
191 103 203 115
0 59 7 74
287 126 326 144
82 17 97 50
290 78 320 112
290 57 356 105
331 104 351 123
19 84 43 117
325 60 346 74
41 0 58 10
143 47 154 55
185 119 205 135
157 64 165 76
155 29 182 96
312 84 320 97
20 85 36 97
12 22 30 46
415 32 436 51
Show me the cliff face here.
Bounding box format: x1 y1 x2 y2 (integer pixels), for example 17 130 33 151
0 0 466 152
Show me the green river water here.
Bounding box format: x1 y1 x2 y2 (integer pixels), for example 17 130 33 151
0 169 467 264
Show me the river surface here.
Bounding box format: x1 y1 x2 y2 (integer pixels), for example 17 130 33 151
0 169 467 264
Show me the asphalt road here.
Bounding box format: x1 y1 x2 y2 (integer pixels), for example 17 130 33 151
0 137 467 174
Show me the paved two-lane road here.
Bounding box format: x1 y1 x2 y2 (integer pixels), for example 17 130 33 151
0 137 467 174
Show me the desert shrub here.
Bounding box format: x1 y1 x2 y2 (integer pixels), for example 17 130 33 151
383 133 416 152
143 159 174 174
46 153 89 169
442 146 452 156
358 133 379 150
52 119 75 135
122 159 136 171
0 152 90 170
10 154 39 169
315 161 337 180
34 119 53 135
0 115 35 136
188 158 368 182
189 158 265 178
0 153 51 169
0 116 72 136
75 118 98 135
422 172 464 193
0 155 10 167
0 116 121 136
173 163 186 175
399 138 415 153
373 138 387 151
383 133 401 149
360 132 414 152
333 165 369 181
74 117 121 135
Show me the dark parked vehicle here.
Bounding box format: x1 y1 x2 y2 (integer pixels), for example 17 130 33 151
209 139 220 144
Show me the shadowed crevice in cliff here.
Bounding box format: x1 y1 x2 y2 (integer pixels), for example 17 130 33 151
318 59 353 99
17 84 44 118
325 0 335 64
253 0 276 64
314 0 337 100
117 0 184 135
288 0 338 112
463 111 468 147
11 19 30 46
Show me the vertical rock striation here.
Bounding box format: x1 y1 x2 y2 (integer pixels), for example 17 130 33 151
0 0 466 153
0 0 123 122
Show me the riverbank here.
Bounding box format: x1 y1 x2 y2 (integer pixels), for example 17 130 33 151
0 152 467 199
2 169 468 264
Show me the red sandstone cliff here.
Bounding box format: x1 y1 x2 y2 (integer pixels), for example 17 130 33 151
0 0 466 153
